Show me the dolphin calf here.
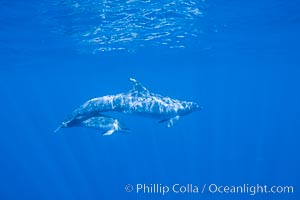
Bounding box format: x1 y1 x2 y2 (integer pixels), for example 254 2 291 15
54 114 129 135
66 78 201 128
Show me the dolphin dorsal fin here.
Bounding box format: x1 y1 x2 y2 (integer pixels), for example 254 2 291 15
129 78 149 94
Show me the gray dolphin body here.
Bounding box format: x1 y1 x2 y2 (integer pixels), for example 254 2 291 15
66 78 201 128
54 114 129 135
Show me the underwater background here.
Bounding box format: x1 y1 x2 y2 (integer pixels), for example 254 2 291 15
0 0 299 199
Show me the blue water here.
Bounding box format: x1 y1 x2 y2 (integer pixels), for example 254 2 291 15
0 0 299 199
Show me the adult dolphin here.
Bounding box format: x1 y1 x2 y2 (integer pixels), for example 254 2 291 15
65 78 202 128
54 114 130 135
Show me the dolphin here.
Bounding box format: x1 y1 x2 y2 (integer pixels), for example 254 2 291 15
66 78 201 128
54 114 130 136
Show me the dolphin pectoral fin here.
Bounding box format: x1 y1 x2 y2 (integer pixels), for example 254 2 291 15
121 128 131 133
102 120 131 135
159 118 169 124
118 125 131 133
167 116 180 127
102 129 115 136
159 115 180 128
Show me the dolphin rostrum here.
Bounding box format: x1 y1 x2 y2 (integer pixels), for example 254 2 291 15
65 78 201 128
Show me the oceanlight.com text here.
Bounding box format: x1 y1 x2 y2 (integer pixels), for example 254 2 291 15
207 183 294 195
124 183 294 196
